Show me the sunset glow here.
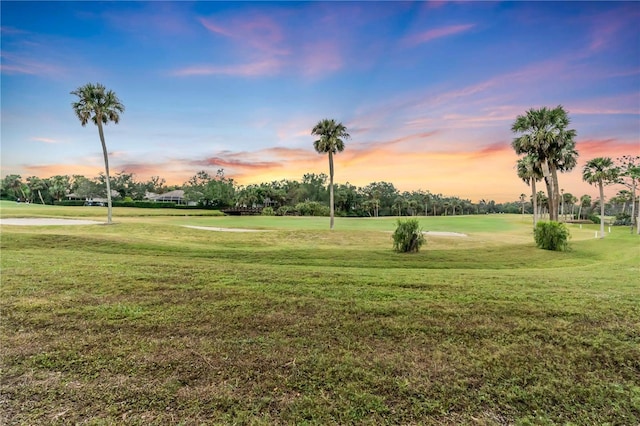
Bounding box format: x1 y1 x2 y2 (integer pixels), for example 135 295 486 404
1 1 638 202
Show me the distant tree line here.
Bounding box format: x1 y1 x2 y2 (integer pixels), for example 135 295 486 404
1 166 636 219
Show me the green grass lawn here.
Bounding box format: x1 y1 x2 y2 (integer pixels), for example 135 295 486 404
1 202 639 424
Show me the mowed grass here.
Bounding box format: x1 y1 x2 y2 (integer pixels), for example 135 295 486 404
1 203 639 425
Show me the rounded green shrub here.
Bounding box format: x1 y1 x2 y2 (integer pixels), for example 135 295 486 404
392 219 425 253
534 221 570 251
261 206 275 216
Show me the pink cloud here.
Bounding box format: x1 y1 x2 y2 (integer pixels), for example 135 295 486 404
567 93 640 116
0 52 65 77
198 18 232 37
31 137 58 144
299 40 344 77
426 1 449 10
188 10 347 79
192 157 281 170
199 15 288 56
577 139 639 159
587 5 640 53
404 24 475 46
173 59 282 77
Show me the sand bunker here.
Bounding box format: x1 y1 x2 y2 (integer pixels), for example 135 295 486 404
0 218 103 226
182 225 269 233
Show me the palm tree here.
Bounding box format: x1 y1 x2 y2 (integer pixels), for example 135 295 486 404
71 83 125 224
311 119 350 230
582 157 619 238
3 174 27 201
517 154 542 228
519 193 527 217
26 176 47 204
617 155 640 234
578 194 591 220
49 175 71 202
512 105 577 222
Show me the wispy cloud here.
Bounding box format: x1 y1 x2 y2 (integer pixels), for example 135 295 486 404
31 137 59 144
577 138 639 158
0 52 65 77
403 24 475 47
175 6 354 79
191 156 281 170
101 4 196 38
587 4 640 53
173 59 281 77
0 26 28 35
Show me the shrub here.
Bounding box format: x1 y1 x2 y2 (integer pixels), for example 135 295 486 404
294 201 329 216
261 206 275 216
587 214 600 224
276 206 292 216
534 221 570 251
613 213 632 226
392 219 425 253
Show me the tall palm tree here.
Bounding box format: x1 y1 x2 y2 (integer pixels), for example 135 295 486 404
71 83 125 224
512 105 577 222
517 154 542 229
582 157 619 239
311 118 350 230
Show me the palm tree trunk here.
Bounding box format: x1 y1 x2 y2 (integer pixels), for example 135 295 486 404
551 164 560 222
97 120 113 224
38 190 45 205
631 181 638 234
531 179 537 230
599 181 605 239
540 161 555 221
328 151 335 230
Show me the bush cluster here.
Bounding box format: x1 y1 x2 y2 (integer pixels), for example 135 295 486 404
392 219 425 253
261 206 275 216
534 221 570 251
294 201 330 216
613 213 632 226
587 214 601 224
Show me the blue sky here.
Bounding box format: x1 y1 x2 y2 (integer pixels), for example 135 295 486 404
1 1 638 201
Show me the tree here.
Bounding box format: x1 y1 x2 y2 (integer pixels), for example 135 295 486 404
519 193 527 216
578 194 591 220
512 105 578 222
184 169 235 208
301 173 328 203
2 174 27 200
144 176 167 195
311 119 350 229
562 192 577 220
71 83 125 224
582 157 619 239
616 155 640 234
517 154 542 228
26 176 47 204
48 175 71 202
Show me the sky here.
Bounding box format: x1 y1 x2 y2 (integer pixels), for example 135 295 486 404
1 1 639 202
